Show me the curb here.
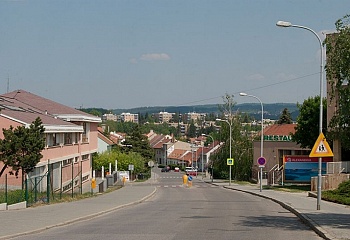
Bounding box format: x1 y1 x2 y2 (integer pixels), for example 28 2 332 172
223 187 331 240
0 186 157 240
207 181 334 240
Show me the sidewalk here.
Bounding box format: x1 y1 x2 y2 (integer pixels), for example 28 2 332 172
208 180 350 240
0 183 157 240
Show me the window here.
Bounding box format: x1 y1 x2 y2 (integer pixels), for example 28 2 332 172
74 132 79 144
82 122 89 143
63 158 73 167
82 154 89 161
46 133 60 147
64 133 72 144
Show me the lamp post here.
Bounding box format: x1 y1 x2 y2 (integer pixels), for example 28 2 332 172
216 118 232 186
202 134 215 181
276 21 324 210
240 92 264 192
201 143 204 179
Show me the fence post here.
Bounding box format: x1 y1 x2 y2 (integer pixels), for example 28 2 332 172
71 160 74 198
25 174 28 206
80 159 83 195
5 174 8 204
34 177 37 202
47 160 50 203
60 161 63 199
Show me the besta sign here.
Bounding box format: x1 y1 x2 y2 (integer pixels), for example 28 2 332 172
264 135 292 142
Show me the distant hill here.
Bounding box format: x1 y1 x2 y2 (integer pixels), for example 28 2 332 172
110 103 299 121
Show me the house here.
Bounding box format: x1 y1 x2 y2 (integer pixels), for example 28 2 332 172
97 127 115 153
252 123 310 183
0 90 101 194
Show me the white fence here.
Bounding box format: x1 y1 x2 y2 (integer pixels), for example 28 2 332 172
327 161 350 174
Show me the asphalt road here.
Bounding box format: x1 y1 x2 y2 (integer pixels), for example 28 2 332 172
12 170 322 240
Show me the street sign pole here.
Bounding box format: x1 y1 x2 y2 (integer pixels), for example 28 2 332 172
257 157 266 192
309 132 334 210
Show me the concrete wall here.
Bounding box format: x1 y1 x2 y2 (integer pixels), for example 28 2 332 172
311 173 350 191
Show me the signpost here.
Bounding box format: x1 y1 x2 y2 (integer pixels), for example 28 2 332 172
148 161 155 183
257 157 266 167
309 132 333 210
257 157 266 192
128 164 134 181
227 158 234 166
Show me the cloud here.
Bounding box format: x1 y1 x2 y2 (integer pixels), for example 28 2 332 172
129 58 138 64
245 73 265 81
139 53 170 61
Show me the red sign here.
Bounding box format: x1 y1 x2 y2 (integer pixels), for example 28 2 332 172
284 155 332 163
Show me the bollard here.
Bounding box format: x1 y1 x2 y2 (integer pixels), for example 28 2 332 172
182 174 188 185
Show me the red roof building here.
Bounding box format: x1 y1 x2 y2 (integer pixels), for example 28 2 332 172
0 90 101 193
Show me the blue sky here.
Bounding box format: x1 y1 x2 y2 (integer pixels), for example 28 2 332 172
0 0 348 109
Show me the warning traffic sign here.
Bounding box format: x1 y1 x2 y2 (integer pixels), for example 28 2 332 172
309 132 333 157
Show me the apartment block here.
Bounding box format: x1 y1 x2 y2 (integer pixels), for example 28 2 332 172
0 90 101 194
154 111 174 123
120 112 139 123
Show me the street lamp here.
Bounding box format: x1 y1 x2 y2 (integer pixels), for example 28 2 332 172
276 20 324 210
201 143 204 179
216 118 232 186
202 134 215 181
240 92 264 192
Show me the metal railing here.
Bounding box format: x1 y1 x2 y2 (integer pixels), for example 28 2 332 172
327 161 350 174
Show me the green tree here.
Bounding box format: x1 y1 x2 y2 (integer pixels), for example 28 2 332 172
123 124 154 161
292 96 327 149
89 109 102 117
325 14 350 150
93 149 145 173
213 94 252 181
0 117 45 177
187 120 197 138
277 108 293 124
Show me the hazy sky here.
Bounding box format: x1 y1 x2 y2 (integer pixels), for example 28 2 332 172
0 0 348 109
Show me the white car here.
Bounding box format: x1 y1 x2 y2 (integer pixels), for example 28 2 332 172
185 167 198 176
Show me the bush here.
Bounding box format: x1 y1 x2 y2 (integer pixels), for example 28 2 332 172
323 180 350 205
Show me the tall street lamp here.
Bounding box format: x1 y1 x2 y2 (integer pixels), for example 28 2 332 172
276 20 324 210
201 143 204 179
240 92 264 192
216 118 232 186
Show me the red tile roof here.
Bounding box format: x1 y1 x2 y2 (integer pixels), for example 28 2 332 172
98 132 114 145
263 124 296 136
0 90 100 126
168 149 187 159
1 90 90 115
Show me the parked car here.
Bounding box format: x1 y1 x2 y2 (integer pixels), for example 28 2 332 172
161 166 170 172
185 167 198 176
174 167 180 172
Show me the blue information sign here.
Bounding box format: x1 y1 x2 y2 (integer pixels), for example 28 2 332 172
257 157 266 166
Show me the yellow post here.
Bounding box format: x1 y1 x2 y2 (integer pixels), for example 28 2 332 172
188 180 192 187
91 178 96 189
182 174 188 185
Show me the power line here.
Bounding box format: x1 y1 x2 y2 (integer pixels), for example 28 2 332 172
175 72 320 106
